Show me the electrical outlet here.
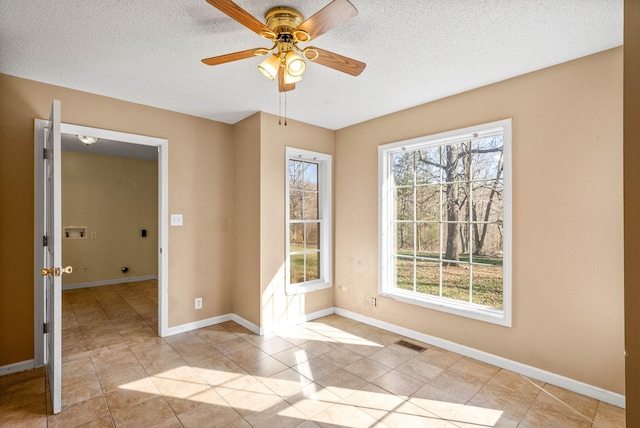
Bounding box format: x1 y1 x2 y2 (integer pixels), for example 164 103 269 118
195 297 202 310
371 297 377 306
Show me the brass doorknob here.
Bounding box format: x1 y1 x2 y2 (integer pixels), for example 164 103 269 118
41 268 54 276
41 266 73 277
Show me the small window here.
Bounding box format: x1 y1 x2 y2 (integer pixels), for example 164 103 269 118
286 147 332 294
379 119 512 326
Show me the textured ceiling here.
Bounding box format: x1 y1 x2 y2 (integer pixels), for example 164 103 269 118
0 0 623 130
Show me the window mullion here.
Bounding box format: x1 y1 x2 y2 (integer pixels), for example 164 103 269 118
468 143 474 304
439 147 444 298
413 152 417 292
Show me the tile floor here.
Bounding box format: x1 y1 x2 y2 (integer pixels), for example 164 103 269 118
0 280 626 427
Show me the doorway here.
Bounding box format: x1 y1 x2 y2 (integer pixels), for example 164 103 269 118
34 122 169 367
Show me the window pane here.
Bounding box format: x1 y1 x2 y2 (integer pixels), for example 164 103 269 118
472 137 503 181
303 190 319 220
393 152 415 186
443 181 469 224
416 185 440 221
472 181 503 224
472 264 503 309
416 223 440 257
415 259 440 296
306 223 319 250
306 252 319 281
289 160 302 190
395 187 414 221
290 223 304 252
470 224 504 260
416 147 442 184
394 222 414 256
290 190 303 220
290 254 305 284
442 263 470 302
442 143 469 184
303 162 318 190
442 222 467 263
394 256 414 291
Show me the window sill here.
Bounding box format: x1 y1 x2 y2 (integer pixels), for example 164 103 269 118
379 288 511 327
286 280 332 295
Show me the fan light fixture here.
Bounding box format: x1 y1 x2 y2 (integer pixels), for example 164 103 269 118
252 7 313 88
77 135 98 145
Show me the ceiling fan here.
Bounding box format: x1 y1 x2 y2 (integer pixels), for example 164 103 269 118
201 0 366 92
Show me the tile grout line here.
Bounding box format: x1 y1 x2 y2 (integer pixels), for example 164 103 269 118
520 374 601 427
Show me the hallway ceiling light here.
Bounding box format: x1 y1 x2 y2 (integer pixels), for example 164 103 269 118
77 135 99 145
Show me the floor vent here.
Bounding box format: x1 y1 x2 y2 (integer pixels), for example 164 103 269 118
395 339 427 353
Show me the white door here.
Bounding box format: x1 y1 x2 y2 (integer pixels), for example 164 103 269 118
41 100 67 414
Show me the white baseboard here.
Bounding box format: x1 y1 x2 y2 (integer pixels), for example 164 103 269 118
163 313 262 337
231 314 262 335
62 275 157 290
164 313 233 337
261 307 336 336
335 308 625 409
0 359 35 377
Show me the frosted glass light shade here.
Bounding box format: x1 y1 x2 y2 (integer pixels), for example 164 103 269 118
258 55 280 80
285 51 306 77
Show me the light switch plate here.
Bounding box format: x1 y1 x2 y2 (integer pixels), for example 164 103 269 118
171 214 183 226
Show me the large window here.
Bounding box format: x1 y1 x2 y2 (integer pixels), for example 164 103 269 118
379 119 512 326
286 147 332 294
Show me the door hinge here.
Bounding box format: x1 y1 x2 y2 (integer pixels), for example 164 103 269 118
43 323 49 334
43 148 49 159
43 235 48 247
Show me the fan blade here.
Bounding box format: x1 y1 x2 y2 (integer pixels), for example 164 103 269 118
206 0 276 38
201 49 258 66
311 47 366 76
278 68 296 92
294 0 357 41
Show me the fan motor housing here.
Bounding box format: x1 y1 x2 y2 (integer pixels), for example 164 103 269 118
265 7 304 33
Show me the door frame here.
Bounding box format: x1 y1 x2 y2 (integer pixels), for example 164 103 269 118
34 121 170 366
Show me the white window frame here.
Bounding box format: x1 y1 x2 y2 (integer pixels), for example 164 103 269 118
378 119 512 326
285 147 332 294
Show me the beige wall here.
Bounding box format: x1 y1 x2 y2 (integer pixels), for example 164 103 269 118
62 151 158 285
259 113 335 330
0 73 234 365
232 113 262 326
231 112 336 330
625 0 640 422
335 48 624 393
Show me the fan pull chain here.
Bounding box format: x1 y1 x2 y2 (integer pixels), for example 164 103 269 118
278 90 288 126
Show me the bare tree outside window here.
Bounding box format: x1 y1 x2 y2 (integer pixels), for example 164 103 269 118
390 136 504 309
289 159 320 284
